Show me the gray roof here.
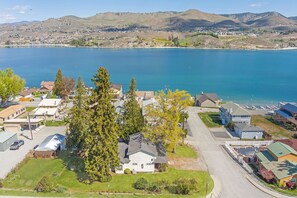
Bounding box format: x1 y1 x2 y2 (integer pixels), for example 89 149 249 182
235 123 264 132
118 133 167 164
0 131 16 143
35 134 65 151
196 93 219 103
221 102 250 116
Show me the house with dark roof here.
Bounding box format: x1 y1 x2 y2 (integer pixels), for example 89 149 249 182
234 123 264 139
220 102 251 125
195 93 220 107
255 142 297 186
273 103 297 129
116 133 167 174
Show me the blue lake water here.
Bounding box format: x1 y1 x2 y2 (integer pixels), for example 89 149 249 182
0 47 296 104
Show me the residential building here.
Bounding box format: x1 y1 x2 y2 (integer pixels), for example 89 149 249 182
273 103 297 129
195 93 220 107
255 142 297 186
39 81 54 94
0 131 18 152
234 123 264 139
110 84 123 100
34 99 62 120
4 118 44 133
220 102 251 125
19 88 37 99
0 105 26 125
34 134 65 158
116 133 167 174
275 139 297 151
135 91 155 101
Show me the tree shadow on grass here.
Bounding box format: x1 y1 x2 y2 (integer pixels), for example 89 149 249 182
208 114 222 125
58 151 89 183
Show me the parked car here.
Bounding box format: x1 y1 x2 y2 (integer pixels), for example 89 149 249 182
10 140 25 150
293 133 297 139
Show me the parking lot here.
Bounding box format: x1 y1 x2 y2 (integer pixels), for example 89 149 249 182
0 126 66 179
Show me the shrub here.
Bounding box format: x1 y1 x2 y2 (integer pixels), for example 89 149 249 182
173 178 198 195
35 176 56 192
159 163 168 172
134 177 149 190
148 183 162 193
154 179 170 188
56 186 67 193
124 168 132 174
0 180 3 188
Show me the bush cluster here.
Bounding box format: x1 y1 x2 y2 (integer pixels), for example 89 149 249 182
133 177 198 195
35 176 56 192
124 168 132 174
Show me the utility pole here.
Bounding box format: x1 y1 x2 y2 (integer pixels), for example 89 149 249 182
27 112 33 140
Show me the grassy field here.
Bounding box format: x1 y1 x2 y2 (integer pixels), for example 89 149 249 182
198 112 222 128
251 115 293 139
45 121 66 127
2 152 213 197
167 144 197 159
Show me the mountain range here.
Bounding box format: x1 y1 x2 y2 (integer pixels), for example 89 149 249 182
1 9 297 49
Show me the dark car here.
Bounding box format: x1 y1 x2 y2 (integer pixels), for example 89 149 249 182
293 133 297 139
10 140 25 150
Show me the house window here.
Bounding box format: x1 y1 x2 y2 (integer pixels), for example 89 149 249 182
132 163 137 165
141 164 144 169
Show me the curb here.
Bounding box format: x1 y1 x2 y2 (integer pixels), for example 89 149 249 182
207 175 222 198
246 174 295 198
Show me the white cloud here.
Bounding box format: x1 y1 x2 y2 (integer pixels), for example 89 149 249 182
250 2 269 8
7 5 31 14
0 14 16 22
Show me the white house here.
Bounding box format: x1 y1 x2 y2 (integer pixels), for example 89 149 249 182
220 102 251 125
116 133 167 174
34 99 62 120
38 99 62 108
234 123 264 139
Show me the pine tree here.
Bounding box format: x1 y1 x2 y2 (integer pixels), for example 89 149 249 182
66 77 89 151
53 69 64 97
119 78 144 139
84 67 119 182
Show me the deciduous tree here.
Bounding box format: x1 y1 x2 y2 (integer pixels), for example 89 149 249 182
145 90 192 153
84 67 119 182
0 68 25 105
119 78 144 139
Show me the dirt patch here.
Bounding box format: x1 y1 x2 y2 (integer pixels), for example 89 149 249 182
168 157 207 171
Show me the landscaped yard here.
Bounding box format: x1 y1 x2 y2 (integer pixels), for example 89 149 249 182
198 112 222 128
1 151 213 197
167 144 197 159
45 120 66 127
251 115 293 139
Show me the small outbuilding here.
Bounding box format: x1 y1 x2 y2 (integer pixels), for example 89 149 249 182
0 131 18 152
34 134 65 158
234 123 264 139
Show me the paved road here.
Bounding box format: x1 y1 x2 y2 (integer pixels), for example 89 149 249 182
187 107 272 198
0 126 66 179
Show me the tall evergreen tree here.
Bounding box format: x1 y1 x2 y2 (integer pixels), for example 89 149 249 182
53 68 64 97
119 78 144 139
84 67 119 182
66 77 89 151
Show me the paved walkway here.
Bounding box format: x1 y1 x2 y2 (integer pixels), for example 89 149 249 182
0 126 66 179
186 107 272 198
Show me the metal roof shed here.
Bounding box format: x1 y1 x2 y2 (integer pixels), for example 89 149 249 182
0 131 17 151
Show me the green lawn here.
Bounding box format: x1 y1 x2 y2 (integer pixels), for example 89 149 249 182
167 144 197 159
45 121 66 127
251 115 293 139
26 107 36 112
2 152 213 197
198 112 222 128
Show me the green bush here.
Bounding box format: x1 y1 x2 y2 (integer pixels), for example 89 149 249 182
148 183 162 193
0 179 3 188
134 177 149 190
56 186 67 193
154 179 170 188
124 168 132 174
35 176 56 192
173 178 198 195
159 163 168 172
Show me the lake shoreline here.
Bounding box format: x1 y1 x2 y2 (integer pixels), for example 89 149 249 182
1 44 297 51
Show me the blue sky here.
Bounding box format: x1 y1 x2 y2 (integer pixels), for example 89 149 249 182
0 0 297 23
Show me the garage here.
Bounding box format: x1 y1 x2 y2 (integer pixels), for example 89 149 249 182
0 131 18 151
4 119 44 133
